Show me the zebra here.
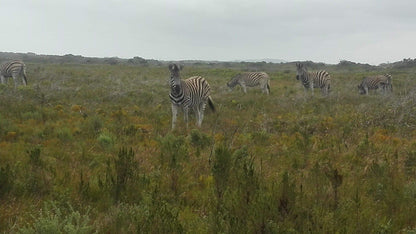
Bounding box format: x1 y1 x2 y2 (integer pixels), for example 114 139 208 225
295 63 330 95
0 60 28 88
168 64 215 129
358 74 393 95
227 72 270 94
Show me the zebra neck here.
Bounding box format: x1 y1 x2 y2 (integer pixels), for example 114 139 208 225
301 73 312 87
170 79 186 104
228 81 238 87
300 73 309 81
228 77 241 87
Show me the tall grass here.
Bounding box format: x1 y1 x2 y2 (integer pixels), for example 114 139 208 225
1 62 416 232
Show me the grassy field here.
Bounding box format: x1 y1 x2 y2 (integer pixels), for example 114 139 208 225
1 62 416 233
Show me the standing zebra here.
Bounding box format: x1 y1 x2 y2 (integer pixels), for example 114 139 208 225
295 63 330 95
0 60 28 88
358 74 393 95
227 72 270 94
168 64 215 129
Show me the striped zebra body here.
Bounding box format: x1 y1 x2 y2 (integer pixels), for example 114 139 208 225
169 64 215 129
0 60 28 88
295 63 330 95
227 72 270 94
358 74 393 95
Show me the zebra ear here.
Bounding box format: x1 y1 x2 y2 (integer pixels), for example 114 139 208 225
169 64 183 72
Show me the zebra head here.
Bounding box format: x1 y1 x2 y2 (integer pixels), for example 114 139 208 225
384 73 392 82
357 84 365 94
168 64 183 95
227 74 240 89
383 74 393 92
357 79 368 95
295 63 307 81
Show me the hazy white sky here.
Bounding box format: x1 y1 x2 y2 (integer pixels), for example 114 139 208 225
3 0 415 65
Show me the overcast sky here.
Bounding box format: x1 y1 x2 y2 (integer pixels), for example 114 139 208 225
3 0 415 65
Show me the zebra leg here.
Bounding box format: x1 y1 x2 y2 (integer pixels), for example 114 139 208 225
321 86 328 96
262 84 266 94
0 75 5 84
194 106 201 127
12 74 18 89
171 104 179 129
241 84 247 94
197 103 206 127
183 107 189 128
303 87 308 97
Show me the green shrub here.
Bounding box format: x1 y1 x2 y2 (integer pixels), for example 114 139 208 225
0 164 14 197
212 145 232 200
82 115 103 137
0 116 18 139
21 111 43 121
98 148 137 202
96 196 183 233
97 130 115 150
158 134 189 196
17 201 93 234
56 127 73 142
189 129 212 157
159 134 188 169
25 145 51 196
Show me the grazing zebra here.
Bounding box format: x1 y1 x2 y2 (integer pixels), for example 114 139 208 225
358 74 393 95
0 60 28 88
168 64 215 129
295 63 330 95
227 72 270 94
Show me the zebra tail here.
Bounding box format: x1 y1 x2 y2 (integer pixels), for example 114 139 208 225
208 96 215 112
267 83 271 94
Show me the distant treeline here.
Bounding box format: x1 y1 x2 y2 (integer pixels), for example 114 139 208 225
0 52 161 66
1 51 415 71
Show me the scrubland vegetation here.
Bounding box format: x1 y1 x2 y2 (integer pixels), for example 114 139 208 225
1 59 416 233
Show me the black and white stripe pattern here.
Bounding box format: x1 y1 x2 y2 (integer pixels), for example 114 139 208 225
358 74 393 95
0 60 28 88
295 63 330 95
169 64 215 129
227 72 270 94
